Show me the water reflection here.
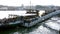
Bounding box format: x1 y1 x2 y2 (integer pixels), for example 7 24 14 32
0 17 60 34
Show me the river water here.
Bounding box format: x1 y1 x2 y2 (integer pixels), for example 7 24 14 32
0 11 60 34
0 16 60 34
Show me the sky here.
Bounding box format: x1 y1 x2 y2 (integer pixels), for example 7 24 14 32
0 0 60 6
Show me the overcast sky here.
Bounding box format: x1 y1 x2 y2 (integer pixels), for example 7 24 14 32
0 0 60 6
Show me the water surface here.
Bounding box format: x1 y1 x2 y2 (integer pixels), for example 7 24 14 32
0 11 60 34
0 16 60 34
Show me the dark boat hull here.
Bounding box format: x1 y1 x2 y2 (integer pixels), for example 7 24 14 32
0 10 60 28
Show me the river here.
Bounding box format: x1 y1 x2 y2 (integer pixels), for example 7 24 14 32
0 17 60 34
0 11 60 34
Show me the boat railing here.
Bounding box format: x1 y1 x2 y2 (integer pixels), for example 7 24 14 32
31 16 39 22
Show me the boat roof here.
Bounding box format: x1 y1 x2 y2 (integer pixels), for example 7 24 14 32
9 14 36 16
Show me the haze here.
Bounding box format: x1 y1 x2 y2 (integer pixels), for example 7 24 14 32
0 0 60 6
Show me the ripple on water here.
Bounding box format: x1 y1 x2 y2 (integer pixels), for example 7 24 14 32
28 25 58 34
45 17 60 31
0 17 60 34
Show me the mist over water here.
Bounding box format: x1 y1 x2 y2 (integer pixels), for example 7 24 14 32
0 11 45 19
0 11 26 19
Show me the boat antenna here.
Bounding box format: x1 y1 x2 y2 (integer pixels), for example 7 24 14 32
30 0 31 9
21 0 24 8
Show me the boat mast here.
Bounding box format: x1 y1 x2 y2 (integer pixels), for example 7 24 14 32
26 0 39 16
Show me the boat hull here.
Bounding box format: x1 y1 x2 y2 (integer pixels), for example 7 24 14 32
0 10 60 28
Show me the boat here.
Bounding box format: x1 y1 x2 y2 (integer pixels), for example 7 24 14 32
0 8 60 28
0 4 60 28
